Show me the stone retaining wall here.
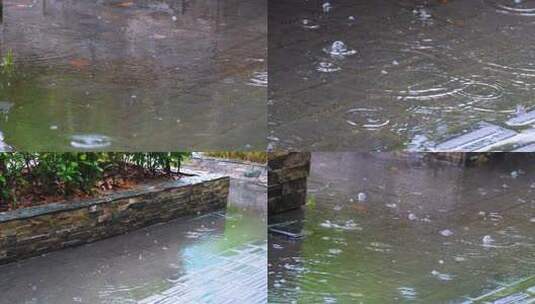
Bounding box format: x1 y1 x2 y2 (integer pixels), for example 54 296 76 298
268 152 311 215
425 152 468 165
0 174 229 264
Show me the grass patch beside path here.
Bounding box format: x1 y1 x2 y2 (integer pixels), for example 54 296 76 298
205 152 267 164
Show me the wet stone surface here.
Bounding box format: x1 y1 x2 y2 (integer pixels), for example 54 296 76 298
0 179 267 304
269 152 535 303
0 0 266 150
269 0 535 151
184 153 268 186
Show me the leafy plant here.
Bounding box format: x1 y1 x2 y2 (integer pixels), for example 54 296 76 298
0 152 191 209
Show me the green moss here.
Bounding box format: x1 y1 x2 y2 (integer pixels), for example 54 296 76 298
1 49 14 74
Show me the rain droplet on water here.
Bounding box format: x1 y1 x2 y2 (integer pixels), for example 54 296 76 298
247 71 268 87
70 134 112 149
328 248 342 255
302 19 320 29
398 287 417 300
431 270 453 281
316 61 341 73
482 235 494 246
322 2 332 13
324 41 357 56
440 229 454 237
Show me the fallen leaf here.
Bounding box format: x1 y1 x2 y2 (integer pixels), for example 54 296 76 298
70 58 90 69
114 1 134 8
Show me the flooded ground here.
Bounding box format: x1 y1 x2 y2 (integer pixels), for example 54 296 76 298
269 152 535 303
0 178 267 304
269 0 535 151
0 0 266 151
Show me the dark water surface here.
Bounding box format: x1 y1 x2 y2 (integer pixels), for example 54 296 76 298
269 0 535 151
0 0 266 151
269 153 535 303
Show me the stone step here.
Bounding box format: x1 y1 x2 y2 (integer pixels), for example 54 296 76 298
433 122 517 152
506 109 535 127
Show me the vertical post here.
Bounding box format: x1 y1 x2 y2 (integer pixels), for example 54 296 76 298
268 152 311 215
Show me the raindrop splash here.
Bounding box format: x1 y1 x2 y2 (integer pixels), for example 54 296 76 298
70 134 112 149
323 41 357 57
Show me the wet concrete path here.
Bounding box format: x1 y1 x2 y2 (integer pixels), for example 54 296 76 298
0 0 266 151
269 152 535 303
0 177 266 304
269 0 535 151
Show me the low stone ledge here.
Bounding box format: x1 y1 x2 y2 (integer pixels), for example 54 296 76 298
0 174 230 264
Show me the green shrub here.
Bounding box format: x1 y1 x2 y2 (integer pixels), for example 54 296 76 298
0 152 191 208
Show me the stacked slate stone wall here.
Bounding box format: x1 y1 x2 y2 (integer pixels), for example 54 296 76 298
0 175 229 264
425 152 468 165
268 152 311 215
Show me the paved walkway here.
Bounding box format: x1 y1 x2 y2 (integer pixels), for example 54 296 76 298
0 173 266 303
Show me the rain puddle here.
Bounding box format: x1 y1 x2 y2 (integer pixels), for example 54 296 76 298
0 0 266 150
269 0 535 151
0 179 267 304
269 152 535 303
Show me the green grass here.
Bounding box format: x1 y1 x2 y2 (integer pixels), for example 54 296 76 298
1 49 14 74
205 152 267 164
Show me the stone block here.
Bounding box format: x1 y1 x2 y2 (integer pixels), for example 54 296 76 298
268 153 311 215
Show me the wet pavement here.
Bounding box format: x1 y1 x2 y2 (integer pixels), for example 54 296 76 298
269 152 535 303
0 0 266 151
268 0 535 151
184 153 267 186
0 178 267 304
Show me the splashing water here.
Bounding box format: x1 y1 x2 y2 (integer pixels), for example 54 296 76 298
316 61 341 73
0 101 13 115
431 270 454 281
247 71 268 87
344 108 390 130
323 2 332 13
70 134 112 149
413 7 433 24
440 229 454 237
485 0 535 16
398 287 418 300
482 235 495 246
320 219 362 231
323 41 357 57
302 19 320 29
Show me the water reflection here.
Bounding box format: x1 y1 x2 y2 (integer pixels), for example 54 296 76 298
269 153 535 303
0 0 266 150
